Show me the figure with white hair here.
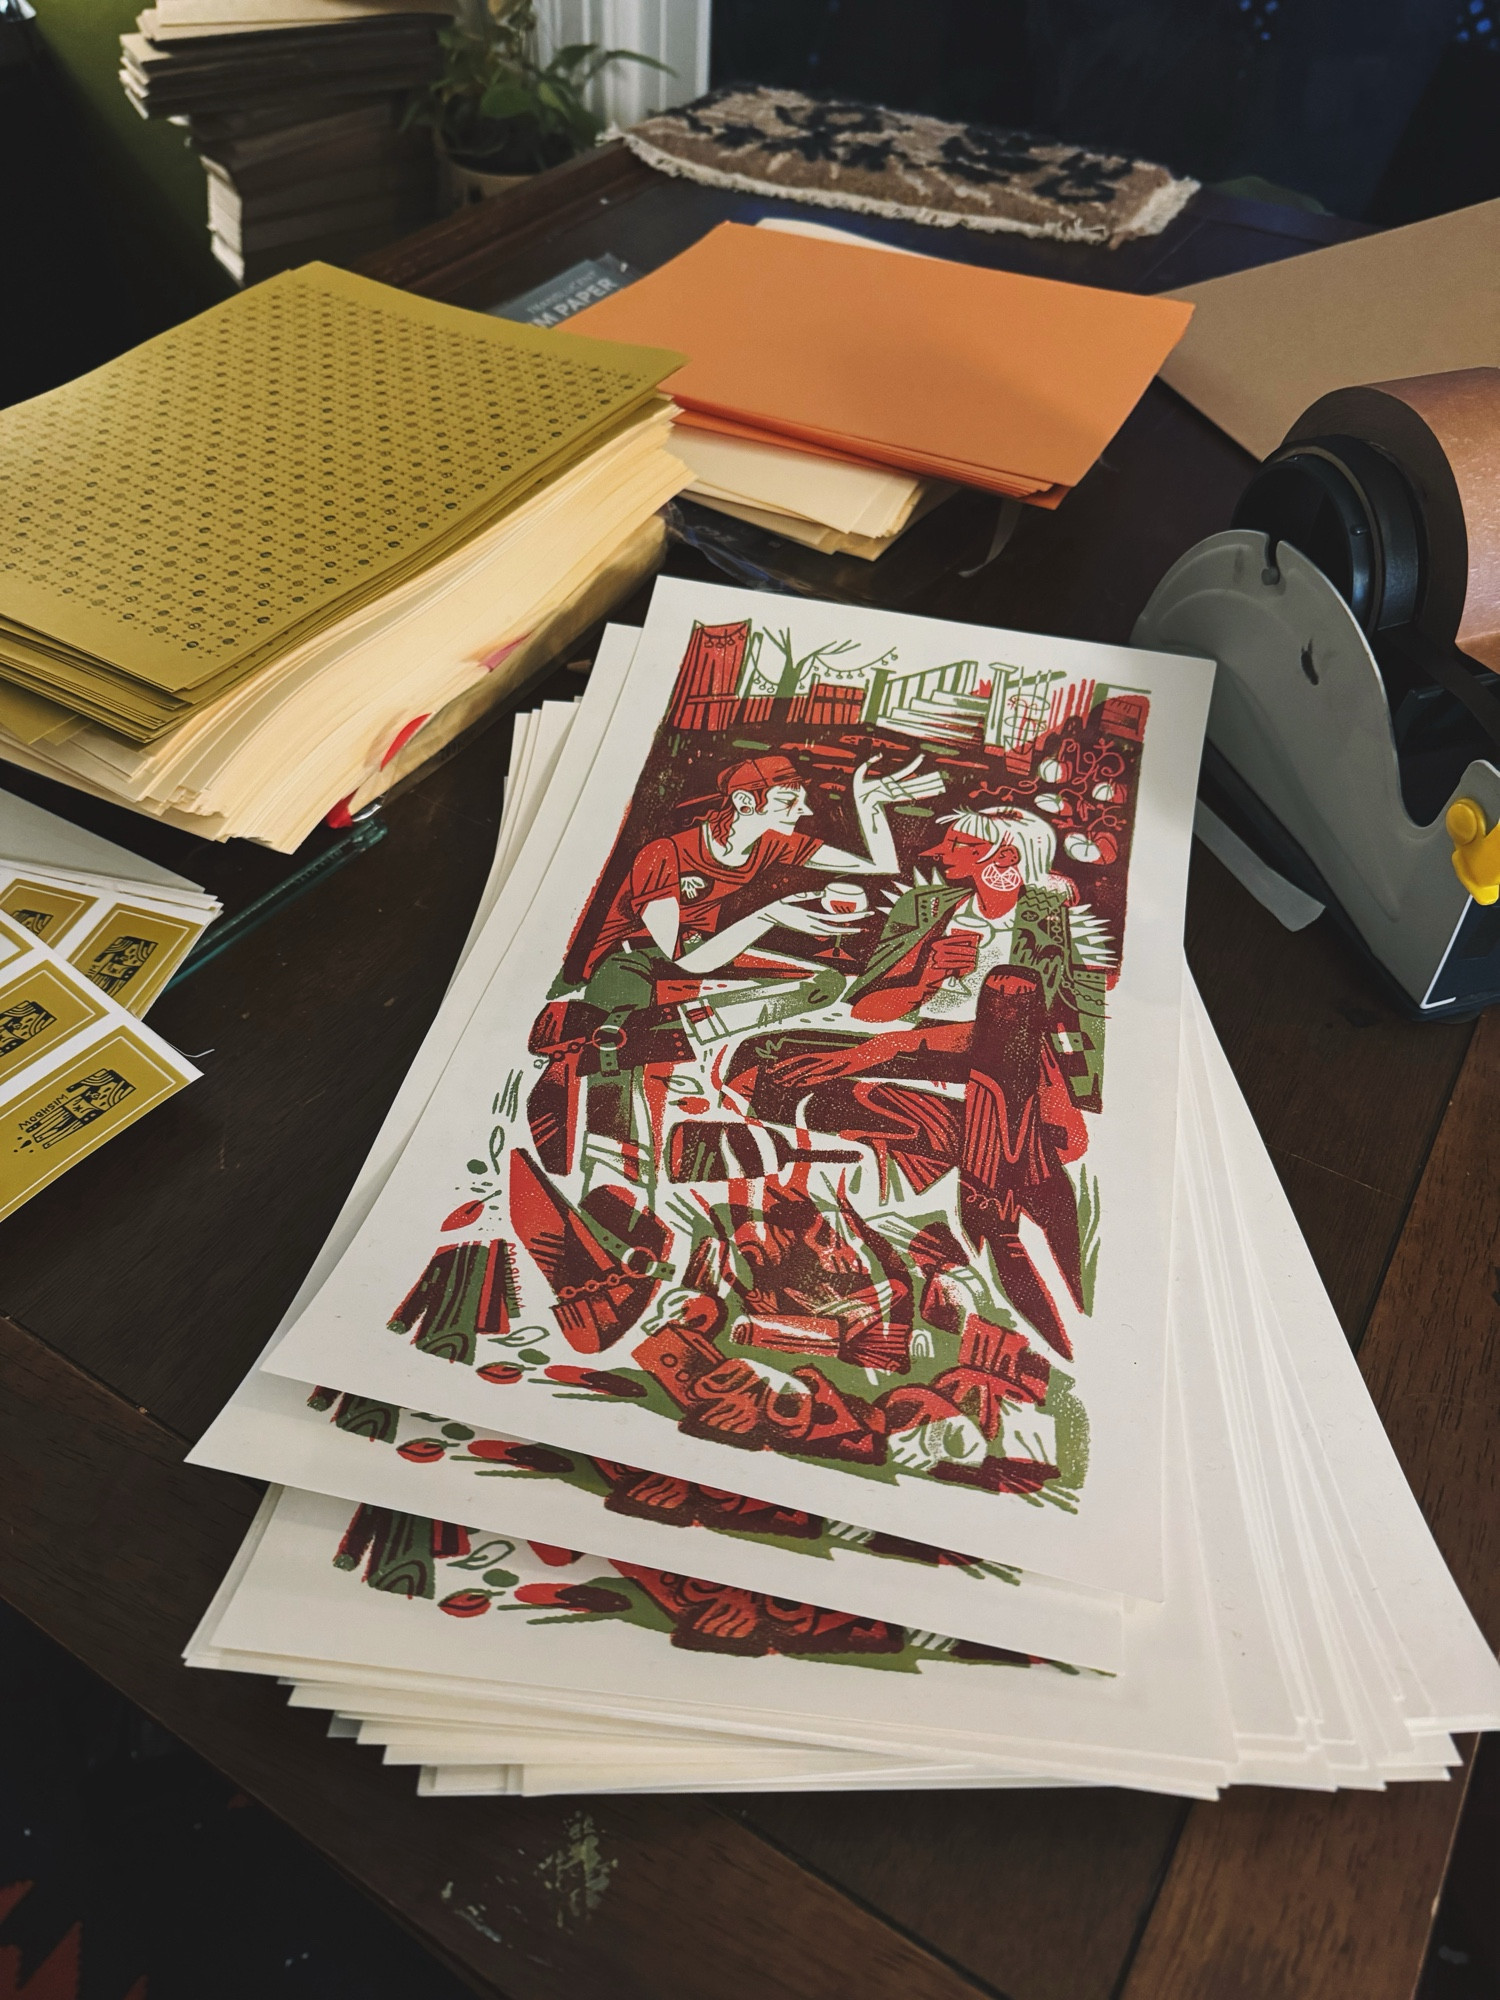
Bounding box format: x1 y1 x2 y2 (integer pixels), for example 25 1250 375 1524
728 793 1119 1363
844 802 1114 1045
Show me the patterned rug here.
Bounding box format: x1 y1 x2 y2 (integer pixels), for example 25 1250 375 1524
623 86 1198 247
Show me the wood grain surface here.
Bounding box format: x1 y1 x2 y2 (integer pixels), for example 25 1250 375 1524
1186 845 1472 1337
0 1320 997 2000
1119 1005 1500 2000
0 705 523 1442
718 842 1476 2000
731 1785 1185 2000
1360 1004 1500 1644
0 160 1490 2000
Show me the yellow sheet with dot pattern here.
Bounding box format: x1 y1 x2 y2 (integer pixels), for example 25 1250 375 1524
0 263 681 741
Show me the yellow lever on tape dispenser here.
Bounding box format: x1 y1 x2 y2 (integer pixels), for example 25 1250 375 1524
1446 798 1500 905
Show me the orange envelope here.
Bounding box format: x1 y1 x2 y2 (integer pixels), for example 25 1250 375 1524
569 222 1193 498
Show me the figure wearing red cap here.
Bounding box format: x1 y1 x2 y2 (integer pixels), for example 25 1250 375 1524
583 749 941 983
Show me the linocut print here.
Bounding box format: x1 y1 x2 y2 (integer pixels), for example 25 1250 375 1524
311 1387 1021 1579
389 614 1143 1510
329 1500 1065 1674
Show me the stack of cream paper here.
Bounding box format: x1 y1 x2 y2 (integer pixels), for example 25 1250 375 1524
0 264 688 851
670 426 952 562
186 579 1500 1798
120 8 445 120
147 0 453 25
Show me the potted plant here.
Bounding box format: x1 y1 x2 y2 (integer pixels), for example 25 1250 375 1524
407 0 668 206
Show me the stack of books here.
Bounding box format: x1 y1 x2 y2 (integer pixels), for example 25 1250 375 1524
194 97 436 285
121 3 449 280
184 576 1500 1797
0 264 690 850
568 221 1194 560
121 9 444 120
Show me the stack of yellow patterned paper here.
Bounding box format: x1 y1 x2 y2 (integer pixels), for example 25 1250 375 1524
0 262 688 850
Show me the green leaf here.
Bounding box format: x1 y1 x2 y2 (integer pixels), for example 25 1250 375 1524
518 1347 551 1365
482 1567 519 1588
593 47 673 73
466 1158 488 1174
441 1423 476 1441
479 80 540 122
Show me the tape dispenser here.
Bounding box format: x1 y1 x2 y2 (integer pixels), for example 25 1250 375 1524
1135 366 1500 1019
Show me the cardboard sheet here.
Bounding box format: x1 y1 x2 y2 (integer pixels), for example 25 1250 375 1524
1159 198 1500 460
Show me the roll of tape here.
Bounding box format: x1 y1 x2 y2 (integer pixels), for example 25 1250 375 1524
1285 367 1500 671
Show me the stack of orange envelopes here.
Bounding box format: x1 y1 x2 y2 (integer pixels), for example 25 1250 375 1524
570 221 1194 511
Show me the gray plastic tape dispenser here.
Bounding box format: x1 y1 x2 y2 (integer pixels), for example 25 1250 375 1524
1135 366 1500 1020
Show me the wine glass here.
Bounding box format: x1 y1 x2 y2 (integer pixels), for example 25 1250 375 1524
820 881 868 964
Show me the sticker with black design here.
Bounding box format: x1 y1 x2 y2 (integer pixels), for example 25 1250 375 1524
0 1026 192 1219
0 961 106 1086
0 877 94 944
66 904 204 1014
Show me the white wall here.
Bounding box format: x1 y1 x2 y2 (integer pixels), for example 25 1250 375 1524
535 0 712 126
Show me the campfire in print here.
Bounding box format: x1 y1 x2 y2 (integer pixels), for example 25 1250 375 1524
332 1501 1055 1670
385 616 1145 1514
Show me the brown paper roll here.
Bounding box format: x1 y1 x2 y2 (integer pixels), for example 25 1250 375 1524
1285 367 1500 671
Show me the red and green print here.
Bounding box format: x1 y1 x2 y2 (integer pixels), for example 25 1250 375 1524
332 1501 1058 1673
383 617 1145 1509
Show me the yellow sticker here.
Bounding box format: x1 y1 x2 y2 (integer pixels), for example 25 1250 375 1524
0 914 31 974
0 962 107 1088
65 904 205 1014
0 877 95 944
0 1026 188 1219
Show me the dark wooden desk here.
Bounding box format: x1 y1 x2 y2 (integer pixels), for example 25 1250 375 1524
3 148 1495 2000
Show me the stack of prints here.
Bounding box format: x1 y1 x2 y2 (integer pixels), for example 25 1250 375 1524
187 579 1500 1798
